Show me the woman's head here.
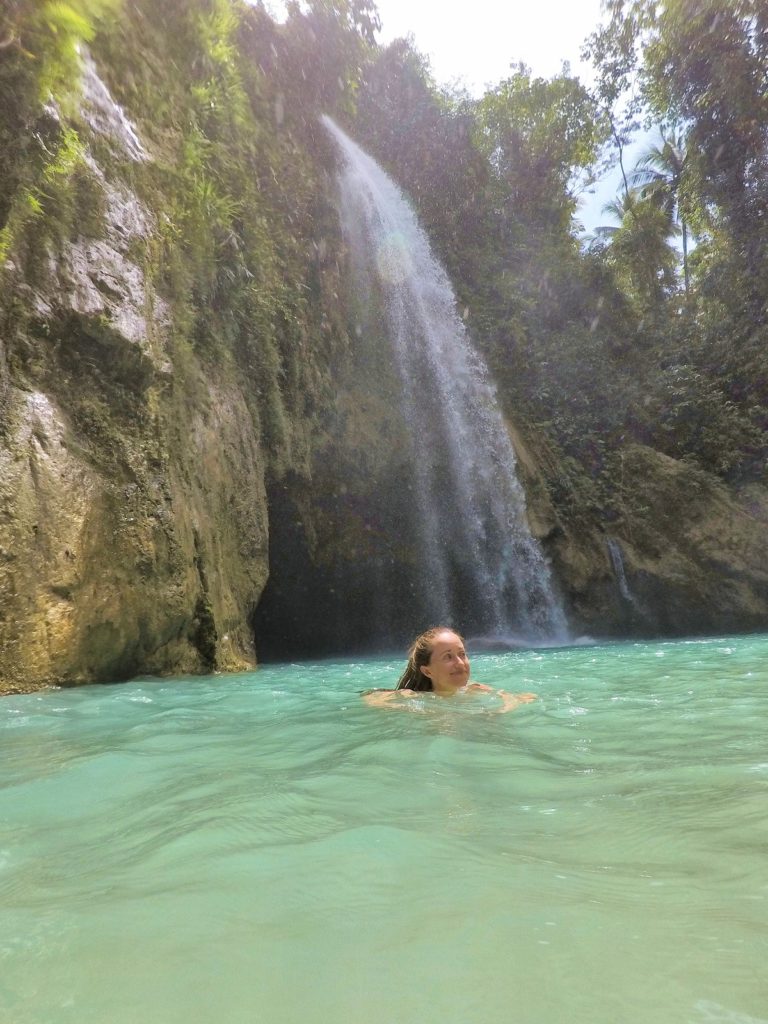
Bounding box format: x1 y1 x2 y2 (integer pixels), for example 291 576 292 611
396 626 469 692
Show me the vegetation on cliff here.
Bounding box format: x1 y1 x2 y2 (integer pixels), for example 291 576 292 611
0 0 374 686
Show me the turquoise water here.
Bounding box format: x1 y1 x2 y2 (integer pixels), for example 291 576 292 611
1 635 767 1024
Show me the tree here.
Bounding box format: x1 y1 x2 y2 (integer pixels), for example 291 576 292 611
630 133 691 294
591 185 679 311
475 65 605 244
284 0 380 113
587 0 768 315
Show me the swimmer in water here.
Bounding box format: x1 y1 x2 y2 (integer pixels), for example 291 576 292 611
363 626 537 713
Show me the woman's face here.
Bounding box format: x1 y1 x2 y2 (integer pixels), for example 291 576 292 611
420 630 470 694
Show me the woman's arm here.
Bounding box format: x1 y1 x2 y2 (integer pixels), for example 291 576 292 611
468 683 537 712
362 689 415 708
496 690 537 714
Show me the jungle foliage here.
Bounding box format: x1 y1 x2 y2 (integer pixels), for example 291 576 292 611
349 0 767 518
1 0 765 523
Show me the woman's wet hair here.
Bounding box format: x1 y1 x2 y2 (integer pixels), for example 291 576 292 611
395 626 463 692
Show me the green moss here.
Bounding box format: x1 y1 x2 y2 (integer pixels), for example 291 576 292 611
1 128 82 263
0 0 121 260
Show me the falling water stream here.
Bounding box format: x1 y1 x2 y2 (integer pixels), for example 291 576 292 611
323 118 568 643
607 537 643 616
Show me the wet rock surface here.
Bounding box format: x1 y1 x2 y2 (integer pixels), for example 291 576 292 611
0 54 269 690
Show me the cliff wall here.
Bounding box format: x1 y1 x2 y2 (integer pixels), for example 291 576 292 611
511 426 768 640
0 2 352 689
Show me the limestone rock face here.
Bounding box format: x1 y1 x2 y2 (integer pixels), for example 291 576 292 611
518 440 768 639
0 344 268 691
1 390 98 685
0 56 270 691
599 447 768 636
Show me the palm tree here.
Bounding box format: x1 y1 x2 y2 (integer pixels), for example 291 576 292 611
588 187 679 308
584 189 638 251
630 134 690 295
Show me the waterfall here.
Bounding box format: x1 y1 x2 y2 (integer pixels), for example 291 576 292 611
607 538 640 610
80 52 147 163
323 117 568 644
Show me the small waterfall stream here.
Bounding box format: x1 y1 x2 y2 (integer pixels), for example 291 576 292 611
324 117 568 643
607 538 641 612
80 52 147 162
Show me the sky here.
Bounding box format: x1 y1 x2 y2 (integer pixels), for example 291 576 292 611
373 0 638 233
372 0 644 232
373 0 605 95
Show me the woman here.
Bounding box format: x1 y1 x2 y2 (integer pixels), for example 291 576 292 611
363 626 537 712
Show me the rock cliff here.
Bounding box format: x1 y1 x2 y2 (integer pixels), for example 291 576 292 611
0 3 351 689
511 429 768 640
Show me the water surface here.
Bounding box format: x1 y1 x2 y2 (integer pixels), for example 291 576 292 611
1 636 767 1024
